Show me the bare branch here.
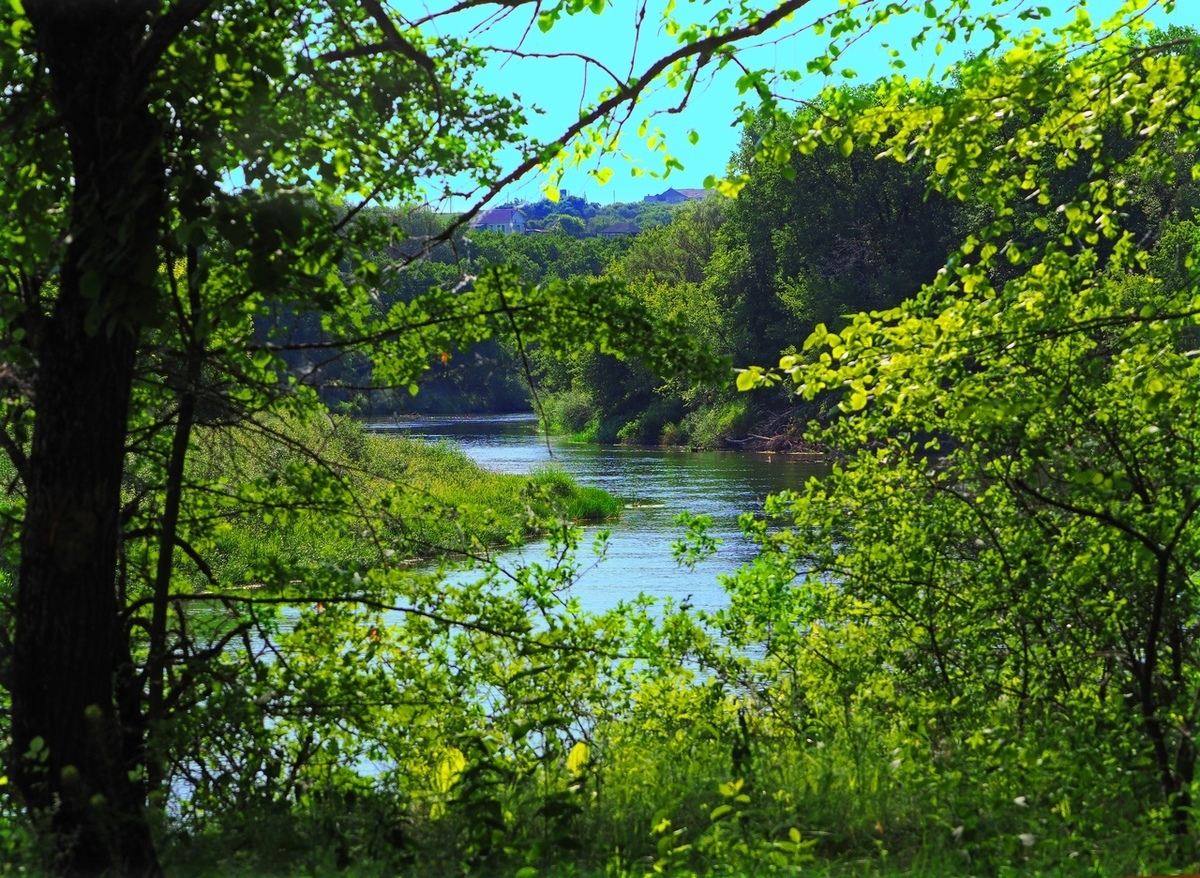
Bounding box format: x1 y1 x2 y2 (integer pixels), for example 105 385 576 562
170 592 644 659
400 0 817 264
492 48 624 89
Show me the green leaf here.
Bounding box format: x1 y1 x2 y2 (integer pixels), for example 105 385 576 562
567 740 590 774
710 804 734 821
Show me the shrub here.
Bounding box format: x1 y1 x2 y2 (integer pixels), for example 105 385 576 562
541 389 596 434
681 398 754 449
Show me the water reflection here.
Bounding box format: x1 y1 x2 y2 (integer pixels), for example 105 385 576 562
368 415 827 614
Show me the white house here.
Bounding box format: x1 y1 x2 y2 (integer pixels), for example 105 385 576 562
470 207 527 234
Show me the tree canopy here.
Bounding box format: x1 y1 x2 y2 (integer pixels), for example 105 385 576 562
729 5 1200 858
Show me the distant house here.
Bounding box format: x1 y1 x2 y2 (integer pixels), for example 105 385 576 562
470 207 527 234
597 222 641 238
643 187 710 204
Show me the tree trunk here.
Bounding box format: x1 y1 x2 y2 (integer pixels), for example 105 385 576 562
12 3 164 874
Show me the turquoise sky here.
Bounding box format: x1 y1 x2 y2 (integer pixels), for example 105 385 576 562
429 0 1197 207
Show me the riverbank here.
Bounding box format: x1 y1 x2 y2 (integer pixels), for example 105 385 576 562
532 392 834 454
361 413 828 617
187 415 619 588
151 416 1178 878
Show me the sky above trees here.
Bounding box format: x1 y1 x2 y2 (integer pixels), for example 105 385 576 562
450 0 1200 205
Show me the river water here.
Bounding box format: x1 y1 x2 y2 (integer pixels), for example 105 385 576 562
370 414 827 614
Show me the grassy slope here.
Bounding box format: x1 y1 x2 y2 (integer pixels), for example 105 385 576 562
185 416 619 587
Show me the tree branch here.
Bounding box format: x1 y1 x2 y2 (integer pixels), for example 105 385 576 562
393 0 817 265
135 0 220 80
169 592 643 659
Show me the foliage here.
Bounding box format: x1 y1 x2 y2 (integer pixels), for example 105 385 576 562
731 8 1200 865
5 0 1200 875
312 219 641 415
710 100 963 365
0 0 769 869
536 200 741 447
183 416 617 589
515 196 676 234
542 93 966 448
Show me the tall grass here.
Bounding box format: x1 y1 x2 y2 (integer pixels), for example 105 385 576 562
531 466 622 520
159 701 1186 878
182 415 618 587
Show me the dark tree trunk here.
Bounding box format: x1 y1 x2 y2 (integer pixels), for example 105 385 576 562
12 3 163 874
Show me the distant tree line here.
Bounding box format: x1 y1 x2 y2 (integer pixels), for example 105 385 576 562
286 60 1200 450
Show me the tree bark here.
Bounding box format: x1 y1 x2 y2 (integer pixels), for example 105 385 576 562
12 3 164 874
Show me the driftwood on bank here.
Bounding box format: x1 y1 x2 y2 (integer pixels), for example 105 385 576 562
719 407 831 455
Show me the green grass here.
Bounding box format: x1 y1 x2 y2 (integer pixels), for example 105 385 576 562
7 417 1190 878
181 415 619 587
531 466 622 520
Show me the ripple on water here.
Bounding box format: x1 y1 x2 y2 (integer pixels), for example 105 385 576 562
367 415 828 615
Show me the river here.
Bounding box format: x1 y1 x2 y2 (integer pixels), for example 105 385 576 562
369 414 828 615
